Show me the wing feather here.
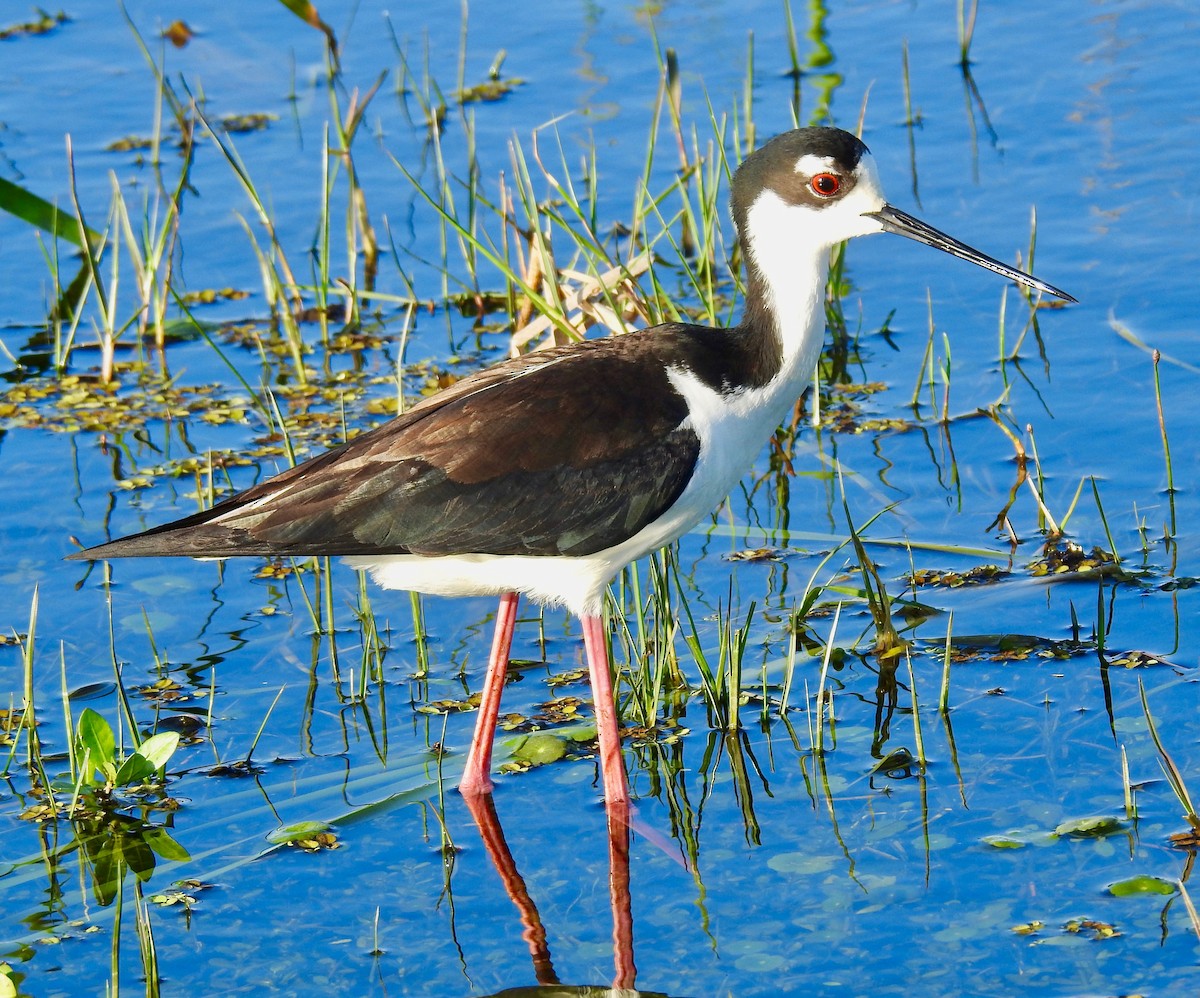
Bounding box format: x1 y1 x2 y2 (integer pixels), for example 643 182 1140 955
72 330 704 561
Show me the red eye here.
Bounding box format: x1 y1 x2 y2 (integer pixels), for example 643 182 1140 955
810 173 841 197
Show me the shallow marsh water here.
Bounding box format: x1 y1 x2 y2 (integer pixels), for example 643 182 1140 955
2 2 1200 995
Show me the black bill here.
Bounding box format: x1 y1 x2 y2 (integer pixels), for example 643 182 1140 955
868 203 1076 303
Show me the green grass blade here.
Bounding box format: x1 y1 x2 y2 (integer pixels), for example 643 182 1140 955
0 176 100 249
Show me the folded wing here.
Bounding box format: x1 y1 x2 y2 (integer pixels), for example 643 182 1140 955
71 333 702 561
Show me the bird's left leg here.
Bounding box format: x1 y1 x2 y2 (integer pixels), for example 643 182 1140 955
459 591 520 797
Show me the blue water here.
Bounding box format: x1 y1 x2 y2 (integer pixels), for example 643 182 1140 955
2 1 1200 995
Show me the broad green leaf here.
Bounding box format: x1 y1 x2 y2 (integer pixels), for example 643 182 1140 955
77 709 115 772
142 826 190 862
114 752 155 787
0 177 99 248
507 733 568 767
1108 875 1177 897
136 731 180 771
1054 815 1123 838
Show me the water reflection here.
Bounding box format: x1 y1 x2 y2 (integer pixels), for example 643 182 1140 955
464 792 668 997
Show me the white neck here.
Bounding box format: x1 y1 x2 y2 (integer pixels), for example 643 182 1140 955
742 189 833 387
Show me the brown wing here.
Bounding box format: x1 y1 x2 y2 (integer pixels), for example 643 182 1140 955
71 330 703 561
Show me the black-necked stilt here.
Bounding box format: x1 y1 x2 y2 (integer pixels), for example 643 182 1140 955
70 127 1074 806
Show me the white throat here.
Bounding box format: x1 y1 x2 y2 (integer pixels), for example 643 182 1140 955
742 189 832 385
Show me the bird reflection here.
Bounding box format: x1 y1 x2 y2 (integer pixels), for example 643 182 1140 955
465 793 668 997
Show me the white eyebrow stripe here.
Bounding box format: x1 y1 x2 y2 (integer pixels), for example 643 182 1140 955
794 153 839 175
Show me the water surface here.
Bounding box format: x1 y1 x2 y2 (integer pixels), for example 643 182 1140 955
2 2 1199 995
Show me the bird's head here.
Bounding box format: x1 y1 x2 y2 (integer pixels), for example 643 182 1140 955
731 126 1075 303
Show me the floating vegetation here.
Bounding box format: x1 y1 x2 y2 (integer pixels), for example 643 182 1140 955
1063 918 1121 940
725 547 790 562
416 694 484 715
499 732 569 772
1029 541 1118 578
1160 576 1199 591
815 381 905 433
983 834 1029 849
456 48 524 103
220 112 276 133
137 677 191 703
180 287 252 305
1012 917 1121 941
456 76 525 104
0 706 30 746
0 8 68 40
268 821 340 852
1054 814 1125 838
1170 828 1200 849
1108 876 1177 898
0 373 251 435
106 134 155 152
909 565 1008 588
162 20 193 48
1107 650 1178 670
946 632 1091 663
204 761 264 778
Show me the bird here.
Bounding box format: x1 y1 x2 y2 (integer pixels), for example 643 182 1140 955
69 126 1074 807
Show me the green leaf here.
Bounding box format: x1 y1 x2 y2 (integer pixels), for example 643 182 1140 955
982 835 1026 849
114 752 155 787
267 820 331 845
142 826 190 863
68 682 117 702
90 840 122 906
1108 875 1177 897
136 731 180 771
77 708 116 773
124 833 158 882
112 729 179 786
0 176 99 248
506 733 568 767
1054 815 1123 838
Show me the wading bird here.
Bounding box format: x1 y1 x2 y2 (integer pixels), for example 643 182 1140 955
71 127 1073 806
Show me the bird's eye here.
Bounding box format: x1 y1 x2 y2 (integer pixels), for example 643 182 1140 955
809 173 841 197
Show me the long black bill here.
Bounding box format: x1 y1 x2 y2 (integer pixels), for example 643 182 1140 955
868 204 1076 303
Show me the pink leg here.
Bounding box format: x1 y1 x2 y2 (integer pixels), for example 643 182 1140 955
459 592 519 797
581 613 631 806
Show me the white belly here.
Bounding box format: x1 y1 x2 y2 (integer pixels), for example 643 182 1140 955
350 350 818 617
